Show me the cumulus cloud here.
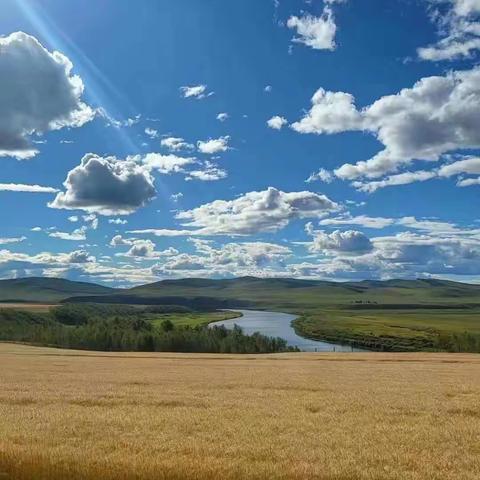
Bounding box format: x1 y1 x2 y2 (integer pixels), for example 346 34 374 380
161 137 194 152
49 153 156 215
306 168 334 184
197 136 230 154
185 161 227 182
110 235 178 259
142 153 195 174
291 89 363 135
418 1 480 61
292 68 480 180
67 250 95 264
306 224 374 254
457 176 480 186
287 8 338 51
144 127 159 139
438 156 480 176
125 240 178 258
154 240 292 277
176 187 339 235
0 32 94 159
267 116 288 130
48 226 87 241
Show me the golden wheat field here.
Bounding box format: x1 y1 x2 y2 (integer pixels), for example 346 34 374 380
1 343 480 480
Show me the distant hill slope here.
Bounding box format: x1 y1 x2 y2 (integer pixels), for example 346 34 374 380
0 277 116 303
0 276 479 307
127 276 480 309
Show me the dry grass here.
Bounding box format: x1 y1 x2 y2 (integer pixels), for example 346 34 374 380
0 303 56 311
0 344 479 480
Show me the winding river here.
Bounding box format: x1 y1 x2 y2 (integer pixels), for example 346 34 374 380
210 309 365 352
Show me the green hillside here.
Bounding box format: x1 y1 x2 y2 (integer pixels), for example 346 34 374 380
0 277 116 303
127 276 480 309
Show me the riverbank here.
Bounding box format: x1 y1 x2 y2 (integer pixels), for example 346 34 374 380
1 343 479 480
211 310 364 352
293 307 480 352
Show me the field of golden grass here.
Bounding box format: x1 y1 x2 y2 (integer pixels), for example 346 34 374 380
0 343 479 480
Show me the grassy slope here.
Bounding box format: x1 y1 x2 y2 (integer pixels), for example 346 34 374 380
129 277 480 308
0 277 116 303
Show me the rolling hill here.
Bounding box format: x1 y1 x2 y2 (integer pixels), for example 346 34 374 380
126 276 480 309
0 277 116 303
0 276 479 308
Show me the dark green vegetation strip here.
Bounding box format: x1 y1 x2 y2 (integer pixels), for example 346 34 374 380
0 304 296 354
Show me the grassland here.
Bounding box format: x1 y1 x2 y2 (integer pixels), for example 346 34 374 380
0 343 479 480
294 306 480 351
0 303 56 312
150 310 241 328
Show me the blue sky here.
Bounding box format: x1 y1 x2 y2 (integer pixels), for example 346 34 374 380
0 0 479 286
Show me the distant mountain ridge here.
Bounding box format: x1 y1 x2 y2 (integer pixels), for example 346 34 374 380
0 276 478 306
0 277 116 302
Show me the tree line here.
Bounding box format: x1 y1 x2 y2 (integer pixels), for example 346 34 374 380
0 305 297 354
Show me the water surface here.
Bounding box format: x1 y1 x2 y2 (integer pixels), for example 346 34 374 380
211 309 365 352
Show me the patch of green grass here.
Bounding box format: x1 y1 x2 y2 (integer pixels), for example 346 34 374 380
150 310 241 329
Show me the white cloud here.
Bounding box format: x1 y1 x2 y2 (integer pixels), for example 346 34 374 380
127 228 200 237
287 7 338 51
110 235 178 259
0 236 26 245
438 156 480 176
267 116 288 130
108 218 128 225
125 240 178 258
48 226 87 241
353 170 438 193
154 240 292 277
216 112 229 122
185 161 227 182
142 153 195 174
319 214 395 229
0 32 94 159
291 88 362 134
306 168 334 183
179 85 213 99
145 127 159 139
176 187 339 235
49 153 156 216
0 183 59 193
306 224 373 254
457 176 480 186
170 192 183 203
160 136 194 152
418 1 480 61
197 136 230 154
293 68 480 180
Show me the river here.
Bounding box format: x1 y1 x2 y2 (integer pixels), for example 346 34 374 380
210 309 365 352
